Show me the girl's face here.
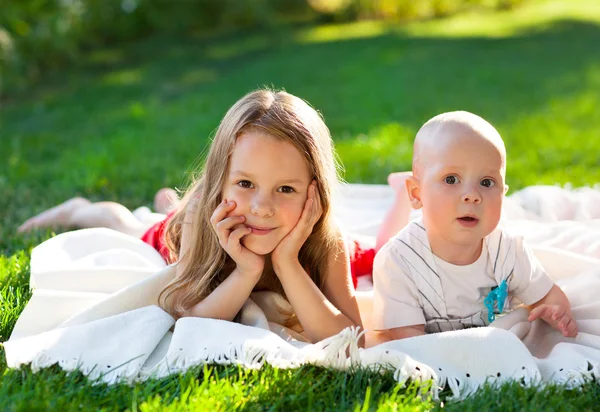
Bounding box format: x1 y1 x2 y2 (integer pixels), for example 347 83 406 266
221 131 313 255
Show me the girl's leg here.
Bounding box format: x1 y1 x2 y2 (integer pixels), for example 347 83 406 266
18 198 150 237
153 188 180 214
18 197 91 233
133 188 181 226
68 202 150 237
375 172 413 251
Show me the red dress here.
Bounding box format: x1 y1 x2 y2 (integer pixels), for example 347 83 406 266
140 211 177 263
140 213 375 288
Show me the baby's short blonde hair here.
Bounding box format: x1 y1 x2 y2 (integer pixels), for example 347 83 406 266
412 111 506 177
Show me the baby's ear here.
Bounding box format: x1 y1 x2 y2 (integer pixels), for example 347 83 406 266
406 176 422 209
504 184 509 195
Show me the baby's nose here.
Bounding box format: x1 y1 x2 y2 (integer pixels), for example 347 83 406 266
462 189 482 204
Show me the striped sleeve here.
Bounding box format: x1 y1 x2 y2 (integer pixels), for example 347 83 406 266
372 240 426 330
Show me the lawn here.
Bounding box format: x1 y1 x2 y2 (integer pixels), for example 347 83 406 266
2 0 600 409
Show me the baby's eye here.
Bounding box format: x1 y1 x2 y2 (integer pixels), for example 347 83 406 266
278 186 295 194
444 175 460 185
237 180 253 189
480 178 495 188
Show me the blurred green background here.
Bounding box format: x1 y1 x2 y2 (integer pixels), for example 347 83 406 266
2 0 600 244
1 0 526 94
3 1 600 409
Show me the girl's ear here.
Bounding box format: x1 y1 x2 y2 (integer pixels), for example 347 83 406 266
406 176 422 209
504 184 509 195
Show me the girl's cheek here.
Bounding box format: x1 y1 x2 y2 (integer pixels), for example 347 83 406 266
225 208 238 218
225 201 240 218
293 199 307 220
224 193 247 218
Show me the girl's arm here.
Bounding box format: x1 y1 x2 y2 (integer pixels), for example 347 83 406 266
179 198 263 320
182 268 261 320
274 237 364 345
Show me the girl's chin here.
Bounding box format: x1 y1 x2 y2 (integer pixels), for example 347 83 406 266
241 239 277 256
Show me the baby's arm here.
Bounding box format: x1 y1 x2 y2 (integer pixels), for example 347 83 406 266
372 240 427 343
381 325 425 341
528 284 578 337
510 235 578 337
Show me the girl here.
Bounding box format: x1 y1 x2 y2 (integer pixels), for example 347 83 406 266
19 89 366 344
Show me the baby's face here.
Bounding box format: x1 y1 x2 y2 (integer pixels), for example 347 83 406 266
417 133 507 248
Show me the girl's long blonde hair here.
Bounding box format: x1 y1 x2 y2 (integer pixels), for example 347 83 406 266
159 89 341 317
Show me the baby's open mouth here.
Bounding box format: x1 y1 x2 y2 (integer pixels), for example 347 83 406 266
457 215 479 227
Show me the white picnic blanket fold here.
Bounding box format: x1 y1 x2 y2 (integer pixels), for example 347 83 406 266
3 184 600 400
487 267 600 387
4 306 175 384
359 327 541 400
9 228 168 341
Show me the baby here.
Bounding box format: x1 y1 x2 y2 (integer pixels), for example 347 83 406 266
372 111 578 340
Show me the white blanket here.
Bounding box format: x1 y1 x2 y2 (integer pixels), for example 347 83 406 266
4 184 600 400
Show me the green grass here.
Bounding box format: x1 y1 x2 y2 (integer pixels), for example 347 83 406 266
2 0 600 409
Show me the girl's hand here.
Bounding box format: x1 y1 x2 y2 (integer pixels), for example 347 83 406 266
210 200 264 278
528 304 578 337
272 181 322 275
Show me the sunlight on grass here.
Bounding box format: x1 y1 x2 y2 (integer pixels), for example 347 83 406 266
307 0 353 14
296 21 389 44
102 68 144 86
129 101 147 119
336 123 414 182
0 364 436 410
0 251 32 342
403 0 600 38
3 0 600 408
297 0 600 44
505 91 600 187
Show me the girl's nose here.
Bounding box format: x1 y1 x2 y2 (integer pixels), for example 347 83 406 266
250 192 275 217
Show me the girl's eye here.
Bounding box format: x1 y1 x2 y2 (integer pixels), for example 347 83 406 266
444 175 460 185
238 180 253 189
481 178 496 188
278 186 295 194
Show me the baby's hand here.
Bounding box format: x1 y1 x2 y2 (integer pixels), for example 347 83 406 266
528 304 578 338
210 200 264 278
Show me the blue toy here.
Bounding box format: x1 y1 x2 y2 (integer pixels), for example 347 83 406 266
484 280 509 323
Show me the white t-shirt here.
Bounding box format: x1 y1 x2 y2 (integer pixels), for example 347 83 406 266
372 218 554 331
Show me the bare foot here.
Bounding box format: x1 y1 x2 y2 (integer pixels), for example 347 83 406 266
153 188 180 214
18 197 92 233
387 171 412 193
376 172 414 251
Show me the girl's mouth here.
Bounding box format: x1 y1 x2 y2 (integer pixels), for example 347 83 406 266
247 226 274 235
